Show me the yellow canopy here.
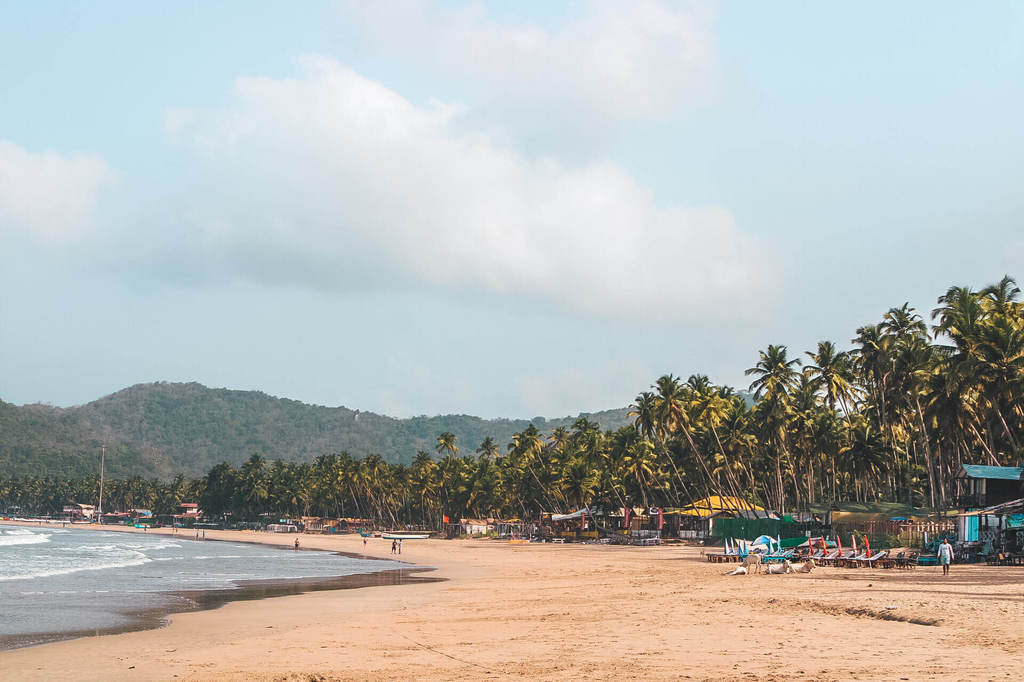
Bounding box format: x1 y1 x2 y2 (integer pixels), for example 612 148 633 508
668 496 764 517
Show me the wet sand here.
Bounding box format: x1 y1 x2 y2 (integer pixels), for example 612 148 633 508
2 526 1022 681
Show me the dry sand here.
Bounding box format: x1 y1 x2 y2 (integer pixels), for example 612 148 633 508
2 526 1022 681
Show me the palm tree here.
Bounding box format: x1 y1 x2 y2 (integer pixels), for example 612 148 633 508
746 345 801 513
475 436 500 461
436 432 459 458
805 340 858 424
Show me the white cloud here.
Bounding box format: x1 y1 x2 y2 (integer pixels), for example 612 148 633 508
336 1 719 147
0 141 113 243
162 57 773 319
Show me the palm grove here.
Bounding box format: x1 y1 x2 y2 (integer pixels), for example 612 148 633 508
2 277 1022 524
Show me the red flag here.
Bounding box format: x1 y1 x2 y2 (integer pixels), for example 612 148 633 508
837 535 843 553
581 510 586 530
623 507 632 529
864 535 871 558
442 515 449 524
820 536 827 550
657 507 664 530
851 534 857 553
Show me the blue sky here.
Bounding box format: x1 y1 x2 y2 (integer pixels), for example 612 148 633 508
2 1 1022 418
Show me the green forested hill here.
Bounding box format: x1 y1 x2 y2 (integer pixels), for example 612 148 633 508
0 382 631 478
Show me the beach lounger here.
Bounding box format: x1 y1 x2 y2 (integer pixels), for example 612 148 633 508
829 550 858 567
881 551 903 569
762 549 795 564
854 550 888 568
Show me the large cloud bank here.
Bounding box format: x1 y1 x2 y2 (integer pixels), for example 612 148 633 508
164 57 771 318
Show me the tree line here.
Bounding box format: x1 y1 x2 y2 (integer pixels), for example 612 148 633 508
2 276 1021 524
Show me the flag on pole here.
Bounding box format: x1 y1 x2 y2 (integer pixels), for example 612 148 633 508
851 534 858 554
623 507 632 529
657 507 664 530
864 535 871 558
581 510 586 530
442 514 449 524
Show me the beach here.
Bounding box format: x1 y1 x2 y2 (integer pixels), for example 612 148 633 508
2 526 1021 681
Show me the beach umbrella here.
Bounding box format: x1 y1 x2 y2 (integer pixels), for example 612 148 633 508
623 507 631 529
851 534 858 554
657 507 664 531
751 534 774 547
836 535 843 553
864 535 871 558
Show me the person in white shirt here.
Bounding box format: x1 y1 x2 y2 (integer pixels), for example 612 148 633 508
937 538 954 576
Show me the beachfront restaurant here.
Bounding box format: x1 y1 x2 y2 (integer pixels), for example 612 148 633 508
957 497 1024 562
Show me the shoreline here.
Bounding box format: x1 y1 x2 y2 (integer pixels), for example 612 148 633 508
3 527 1023 680
0 522 439 652
1 566 441 652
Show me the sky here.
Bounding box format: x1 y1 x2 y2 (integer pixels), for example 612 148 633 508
1 1 1023 418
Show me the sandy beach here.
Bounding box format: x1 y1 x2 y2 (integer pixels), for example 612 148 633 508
2 526 1021 681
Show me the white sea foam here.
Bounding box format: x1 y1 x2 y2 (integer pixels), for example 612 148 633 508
0 532 51 546
0 549 151 582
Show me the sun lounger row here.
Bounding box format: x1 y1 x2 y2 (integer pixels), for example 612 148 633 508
814 549 918 568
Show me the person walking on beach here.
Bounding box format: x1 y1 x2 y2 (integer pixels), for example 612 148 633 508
362 537 367 549
398 539 402 555
391 540 397 554
938 537 954 576
294 537 300 550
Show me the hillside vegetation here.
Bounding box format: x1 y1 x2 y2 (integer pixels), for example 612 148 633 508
0 382 630 479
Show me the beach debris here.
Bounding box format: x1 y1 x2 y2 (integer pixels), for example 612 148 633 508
885 605 898 610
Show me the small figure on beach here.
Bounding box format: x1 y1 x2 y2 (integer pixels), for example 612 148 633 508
398 539 402 555
363 538 367 549
294 537 300 550
391 540 397 554
938 537 953 576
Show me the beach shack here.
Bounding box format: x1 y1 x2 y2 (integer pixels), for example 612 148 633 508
179 503 200 518
62 503 96 521
957 497 1024 560
956 464 1023 509
672 496 768 540
459 518 494 536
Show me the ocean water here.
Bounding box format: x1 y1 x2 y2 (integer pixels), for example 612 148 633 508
0 524 406 648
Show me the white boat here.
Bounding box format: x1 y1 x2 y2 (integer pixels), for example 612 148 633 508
381 533 430 540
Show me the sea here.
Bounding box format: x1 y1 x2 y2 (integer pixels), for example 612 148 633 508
0 524 409 649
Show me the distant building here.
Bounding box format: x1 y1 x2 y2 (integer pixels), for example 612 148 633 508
957 464 1024 508
62 503 96 520
460 518 494 535
178 503 200 517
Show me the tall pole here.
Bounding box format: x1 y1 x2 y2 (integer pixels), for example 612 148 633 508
98 445 105 522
